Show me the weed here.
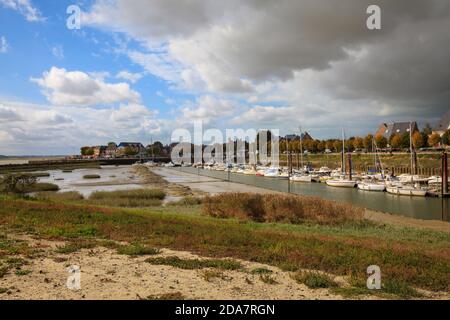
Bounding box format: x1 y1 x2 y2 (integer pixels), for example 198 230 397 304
259 274 278 285
145 256 242 270
145 292 185 300
116 244 160 256
292 271 338 289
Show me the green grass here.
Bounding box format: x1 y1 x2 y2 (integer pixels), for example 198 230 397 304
0 196 448 293
145 256 242 271
292 271 338 289
55 241 97 254
88 189 166 207
280 153 443 170
15 269 31 276
250 267 273 274
116 243 160 256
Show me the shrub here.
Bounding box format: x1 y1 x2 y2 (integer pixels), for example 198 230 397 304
202 193 363 225
167 196 203 206
116 244 160 256
292 271 338 289
35 191 84 202
145 256 242 270
88 189 166 207
23 183 59 192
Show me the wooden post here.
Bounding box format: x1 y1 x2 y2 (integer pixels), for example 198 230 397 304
442 152 448 195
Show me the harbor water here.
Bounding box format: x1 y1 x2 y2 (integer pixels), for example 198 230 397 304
173 167 449 222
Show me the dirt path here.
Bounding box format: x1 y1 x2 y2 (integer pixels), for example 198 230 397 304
0 235 347 300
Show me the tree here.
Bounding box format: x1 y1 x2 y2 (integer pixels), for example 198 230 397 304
325 140 334 151
375 134 387 149
412 131 425 149
81 146 94 156
124 146 138 156
400 132 411 149
422 123 433 135
317 140 326 153
390 134 402 149
353 137 364 150
428 133 441 147
333 140 342 152
363 134 374 152
443 129 450 146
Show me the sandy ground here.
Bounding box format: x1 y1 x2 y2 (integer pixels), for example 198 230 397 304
153 167 282 195
153 167 450 232
0 235 349 300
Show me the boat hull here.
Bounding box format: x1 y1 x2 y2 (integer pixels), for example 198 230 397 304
326 180 356 188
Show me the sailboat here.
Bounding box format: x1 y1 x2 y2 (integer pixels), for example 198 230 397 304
386 122 428 197
290 126 314 183
358 138 386 192
326 129 357 188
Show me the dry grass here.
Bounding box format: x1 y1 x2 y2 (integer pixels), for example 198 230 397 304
35 191 84 202
203 193 363 225
87 189 166 207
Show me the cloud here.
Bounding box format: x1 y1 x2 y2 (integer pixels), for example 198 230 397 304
0 104 22 122
31 67 141 107
81 0 450 130
0 100 163 155
0 36 8 53
116 70 143 83
0 0 44 22
179 95 238 125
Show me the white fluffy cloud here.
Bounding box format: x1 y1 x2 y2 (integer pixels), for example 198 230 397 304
0 0 44 22
0 100 163 155
116 70 143 83
31 67 141 107
179 95 238 125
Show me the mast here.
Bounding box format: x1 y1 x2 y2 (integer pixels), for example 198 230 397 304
299 126 304 170
409 122 413 181
342 128 346 175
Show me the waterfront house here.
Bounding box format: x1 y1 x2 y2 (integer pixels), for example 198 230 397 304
433 109 450 136
117 142 146 157
105 142 118 158
375 122 419 140
92 146 107 159
285 132 314 141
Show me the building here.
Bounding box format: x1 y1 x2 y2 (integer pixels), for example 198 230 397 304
285 132 314 141
92 146 107 158
117 142 146 157
105 142 117 158
375 122 419 140
433 109 450 136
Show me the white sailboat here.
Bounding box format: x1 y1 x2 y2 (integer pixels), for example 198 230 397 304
326 129 357 188
357 181 386 192
386 122 428 197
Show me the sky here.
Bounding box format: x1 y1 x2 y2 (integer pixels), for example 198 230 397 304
0 0 449 155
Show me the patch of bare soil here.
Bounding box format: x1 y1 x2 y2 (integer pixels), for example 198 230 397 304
0 234 345 300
